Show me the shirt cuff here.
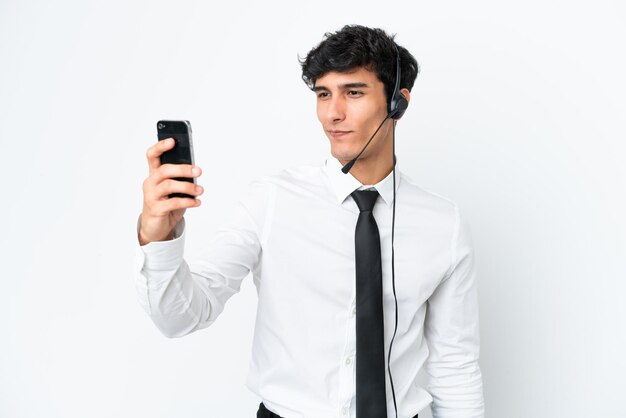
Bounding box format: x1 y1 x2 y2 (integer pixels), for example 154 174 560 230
135 214 186 271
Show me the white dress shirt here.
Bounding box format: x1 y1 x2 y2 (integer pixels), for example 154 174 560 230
134 155 484 418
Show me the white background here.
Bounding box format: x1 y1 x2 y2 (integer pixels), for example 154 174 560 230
1 0 625 417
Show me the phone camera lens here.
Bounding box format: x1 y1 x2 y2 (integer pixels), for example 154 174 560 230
158 123 165 129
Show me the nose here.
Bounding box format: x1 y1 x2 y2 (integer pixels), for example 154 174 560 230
326 95 346 123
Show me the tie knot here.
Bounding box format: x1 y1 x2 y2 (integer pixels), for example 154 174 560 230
351 189 379 213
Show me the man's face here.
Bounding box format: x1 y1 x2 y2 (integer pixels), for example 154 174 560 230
314 67 393 165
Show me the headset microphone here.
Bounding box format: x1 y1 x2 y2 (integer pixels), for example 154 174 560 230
341 114 391 174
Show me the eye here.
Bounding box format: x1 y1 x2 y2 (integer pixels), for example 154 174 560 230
347 90 364 97
317 92 330 99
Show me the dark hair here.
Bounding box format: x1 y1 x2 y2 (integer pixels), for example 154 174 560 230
300 25 419 105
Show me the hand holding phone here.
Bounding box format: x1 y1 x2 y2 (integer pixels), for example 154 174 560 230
138 120 203 245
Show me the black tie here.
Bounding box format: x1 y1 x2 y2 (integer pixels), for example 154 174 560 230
351 189 387 418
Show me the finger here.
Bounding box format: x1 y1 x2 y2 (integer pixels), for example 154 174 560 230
143 164 201 197
153 163 202 184
148 196 201 217
154 179 203 200
159 196 202 213
146 138 176 173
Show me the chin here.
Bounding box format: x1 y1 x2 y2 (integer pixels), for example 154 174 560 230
329 143 357 163
330 149 351 164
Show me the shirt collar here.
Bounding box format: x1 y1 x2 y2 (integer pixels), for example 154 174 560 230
322 154 402 208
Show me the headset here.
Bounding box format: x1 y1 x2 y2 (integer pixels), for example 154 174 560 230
388 45 409 120
341 43 407 418
341 45 407 174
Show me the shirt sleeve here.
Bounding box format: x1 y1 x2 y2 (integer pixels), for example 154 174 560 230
423 206 485 418
133 184 265 338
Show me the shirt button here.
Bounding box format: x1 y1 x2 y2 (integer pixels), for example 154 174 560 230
341 406 348 415
345 356 352 365
351 305 356 316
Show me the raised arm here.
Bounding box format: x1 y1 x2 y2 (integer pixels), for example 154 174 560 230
134 138 263 338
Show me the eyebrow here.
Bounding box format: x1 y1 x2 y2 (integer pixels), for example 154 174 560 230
312 82 370 92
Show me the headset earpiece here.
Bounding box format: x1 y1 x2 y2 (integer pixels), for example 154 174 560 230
388 47 409 120
389 91 408 120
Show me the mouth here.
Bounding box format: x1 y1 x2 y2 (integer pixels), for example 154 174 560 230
327 130 352 139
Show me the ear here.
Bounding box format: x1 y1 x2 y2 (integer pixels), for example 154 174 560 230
400 88 411 104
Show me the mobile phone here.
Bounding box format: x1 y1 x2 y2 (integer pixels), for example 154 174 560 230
156 120 196 199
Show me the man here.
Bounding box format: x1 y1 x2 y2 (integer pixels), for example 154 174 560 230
135 25 484 418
